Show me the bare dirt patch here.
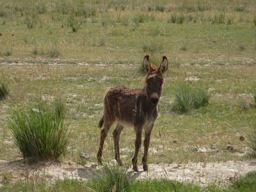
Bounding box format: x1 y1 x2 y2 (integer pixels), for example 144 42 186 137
1 160 256 187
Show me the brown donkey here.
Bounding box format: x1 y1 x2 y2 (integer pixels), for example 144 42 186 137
97 55 168 171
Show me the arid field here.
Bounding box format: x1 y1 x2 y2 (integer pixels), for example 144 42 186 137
0 0 256 191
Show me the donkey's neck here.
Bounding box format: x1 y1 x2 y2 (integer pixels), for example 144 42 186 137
137 89 158 114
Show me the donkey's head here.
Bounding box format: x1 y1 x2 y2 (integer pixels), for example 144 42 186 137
143 55 168 105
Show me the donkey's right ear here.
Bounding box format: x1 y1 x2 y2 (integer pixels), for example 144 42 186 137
143 55 152 73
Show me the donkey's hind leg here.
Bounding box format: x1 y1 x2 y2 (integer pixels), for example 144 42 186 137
113 123 124 166
97 121 113 165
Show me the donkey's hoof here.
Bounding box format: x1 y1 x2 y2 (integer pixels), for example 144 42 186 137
133 166 139 172
97 157 103 165
143 165 148 171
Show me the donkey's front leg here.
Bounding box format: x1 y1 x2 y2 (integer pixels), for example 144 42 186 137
142 126 153 171
132 128 142 172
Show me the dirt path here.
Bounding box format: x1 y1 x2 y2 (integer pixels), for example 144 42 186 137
1 160 256 187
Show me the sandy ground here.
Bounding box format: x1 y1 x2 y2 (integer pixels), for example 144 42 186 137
1 159 256 187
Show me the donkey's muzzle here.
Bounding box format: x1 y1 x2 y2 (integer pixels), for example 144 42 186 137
150 94 159 104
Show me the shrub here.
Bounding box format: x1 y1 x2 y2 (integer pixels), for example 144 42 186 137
142 43 163 55
47 45 60 58
89 165 133 192
24 17 36 29
67 16 81 32
0 82 8 100
168 14 185 24
211 13 226 24
172 83 209 114
248 117 256 158
9 98 68 161
155 5 165 12
1 49 12 56
32 47 45 56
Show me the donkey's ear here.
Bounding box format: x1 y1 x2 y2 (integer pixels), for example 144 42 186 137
143 55 152 73
158 56 168 74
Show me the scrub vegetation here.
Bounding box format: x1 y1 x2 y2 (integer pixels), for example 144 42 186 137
0 0 256 191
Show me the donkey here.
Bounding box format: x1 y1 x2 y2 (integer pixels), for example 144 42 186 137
97 55 168 172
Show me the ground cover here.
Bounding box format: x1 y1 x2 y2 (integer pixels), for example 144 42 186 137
0 0 256 190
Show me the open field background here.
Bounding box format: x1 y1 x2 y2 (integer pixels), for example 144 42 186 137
0 0 256 190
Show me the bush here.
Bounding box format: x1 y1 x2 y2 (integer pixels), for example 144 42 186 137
1 49 12 56
47 45 60 58
89 165 133 192
0 82 8 100
248 117 256 158
172 83 209 114
168 14 185 24
9 98 68 161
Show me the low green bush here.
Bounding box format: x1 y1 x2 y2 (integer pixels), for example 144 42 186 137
9 98 68 161
248 119 256 158
172 83 209 114
89 165 133 192
0 82 8 100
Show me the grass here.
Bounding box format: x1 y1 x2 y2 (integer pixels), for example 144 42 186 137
9 98 68 161
0 0 255 63
1 167 256 191
248 117 256 157
0 0 256 190
0 82 8 100
88 165 133 192
172 83 209 114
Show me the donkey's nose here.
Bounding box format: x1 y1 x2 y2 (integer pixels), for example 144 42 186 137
151 96 159 104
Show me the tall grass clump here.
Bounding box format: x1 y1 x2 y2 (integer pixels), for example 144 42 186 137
67 16 81 32
0 82 8 100
9 98 68 161
89 165 133 192
168 14 185 24
1 49 12 56
172 83 209 114
248 116 256 158
46 44 60 58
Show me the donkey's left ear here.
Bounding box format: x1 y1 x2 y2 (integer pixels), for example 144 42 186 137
158 56 168 74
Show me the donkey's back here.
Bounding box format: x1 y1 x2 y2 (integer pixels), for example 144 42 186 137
99 85 141 128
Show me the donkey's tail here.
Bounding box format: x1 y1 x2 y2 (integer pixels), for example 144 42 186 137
98 116 104 128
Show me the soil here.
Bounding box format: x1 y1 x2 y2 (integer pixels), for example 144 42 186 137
1 159 256 187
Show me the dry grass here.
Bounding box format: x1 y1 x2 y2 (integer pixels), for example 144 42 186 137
0 0 255 172
0 62 255 165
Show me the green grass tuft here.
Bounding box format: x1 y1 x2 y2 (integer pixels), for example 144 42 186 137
248 119 256 158
131 179 201 192
9 98 68 161
1 49 12 56
228 171 256 192
46 45 60 58
172 83 210 114
89 165 133 192
0 82 8 100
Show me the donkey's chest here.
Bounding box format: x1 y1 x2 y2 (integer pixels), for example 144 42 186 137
135 102 158 128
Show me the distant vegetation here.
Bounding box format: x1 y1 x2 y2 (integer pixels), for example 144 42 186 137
0 0 255 64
